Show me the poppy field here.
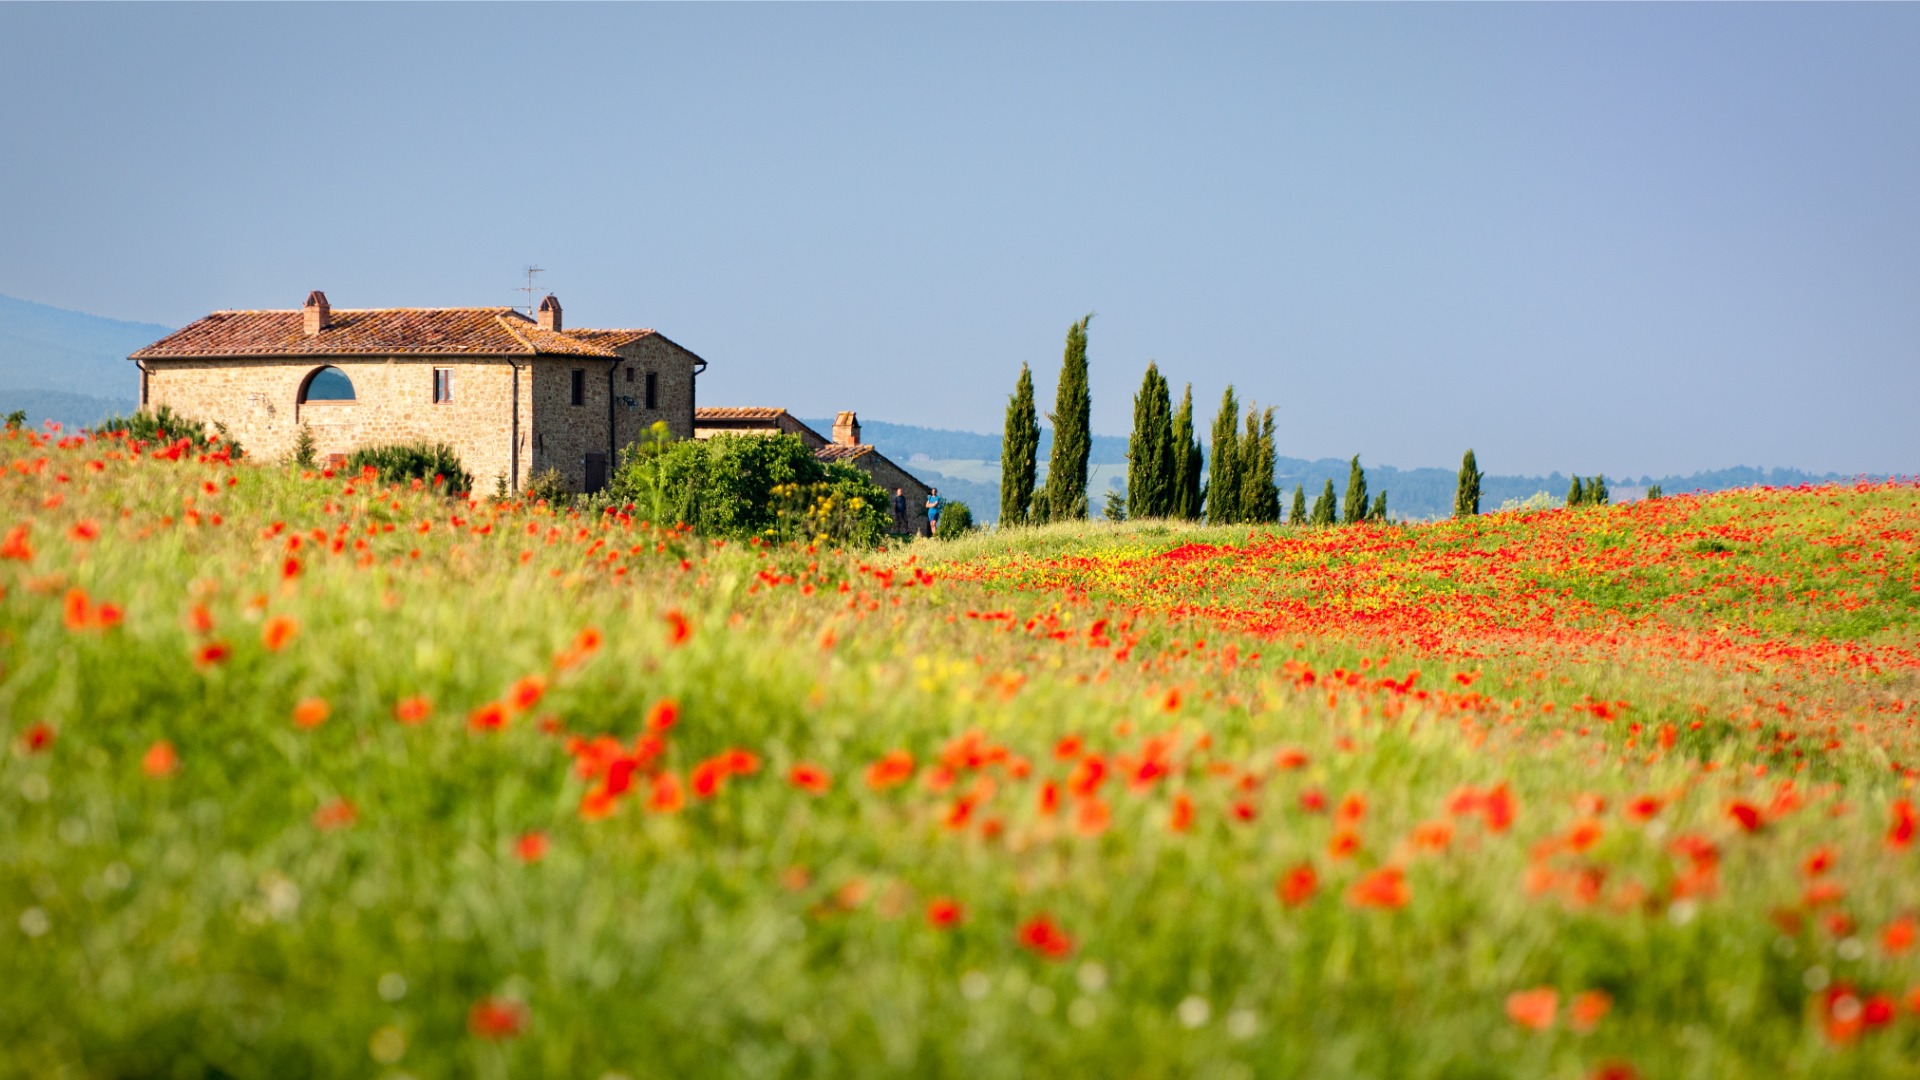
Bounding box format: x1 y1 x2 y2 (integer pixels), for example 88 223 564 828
3 424 1919 1080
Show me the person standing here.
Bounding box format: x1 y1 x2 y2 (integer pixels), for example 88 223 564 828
925 487 943 537
891 487 909 533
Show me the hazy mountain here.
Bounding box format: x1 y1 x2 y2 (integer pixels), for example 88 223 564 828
0 293 165 428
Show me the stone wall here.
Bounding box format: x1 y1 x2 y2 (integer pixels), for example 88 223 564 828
142 355 526 492
141 334 700 496
850 451 932 536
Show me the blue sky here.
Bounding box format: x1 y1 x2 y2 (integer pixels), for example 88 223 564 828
2 4 1916 476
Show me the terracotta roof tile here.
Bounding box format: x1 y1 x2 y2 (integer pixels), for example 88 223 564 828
130 307 645 360
814 444 874 462
695 406 790 421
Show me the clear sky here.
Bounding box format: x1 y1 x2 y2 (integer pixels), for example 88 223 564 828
2 3 1916 477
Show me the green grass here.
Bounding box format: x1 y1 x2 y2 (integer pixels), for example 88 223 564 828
2 433 1919 1078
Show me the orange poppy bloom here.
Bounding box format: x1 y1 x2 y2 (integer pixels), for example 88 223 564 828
141 740 178 777
507 674 547 712
1570 989 1612 1032
645 698 680 733
260 614 298 652
1889 800 1917 851
1347 866 1410 909
468 701 508 732
292 697 330 729
1882 916 1916 956
393 696 433 725
926 897 966 929
865 749 915 790
647 771 686 814
312 798 357 831
1168 792 1195 833
514 832 549 863
1506 987 1558 1030
664 609 693 647
1277 863 1318 907
1074 797 1111 836
467 998 529 1040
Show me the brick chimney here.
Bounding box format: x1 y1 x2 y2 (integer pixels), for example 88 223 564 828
303 290 331 336
833 411 861 446
537 294 562 332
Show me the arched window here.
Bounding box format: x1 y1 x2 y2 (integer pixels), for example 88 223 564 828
299 366 356 403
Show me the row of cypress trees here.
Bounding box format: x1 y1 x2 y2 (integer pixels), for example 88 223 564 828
1001 316 1093 525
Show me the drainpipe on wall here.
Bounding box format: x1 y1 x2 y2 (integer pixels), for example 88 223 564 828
135 359 148 409
690 356 707 438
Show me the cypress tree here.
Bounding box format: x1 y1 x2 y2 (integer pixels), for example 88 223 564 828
1289 484 1307 526
1000 363 1039 526
1646 483 1662 501
1567 476 1585 507
1043 315 1093 520
1171 384 1203 520
1206 386 1242 525
1342 455 1369 525
1369 491 1388 522
1589 475 1609 506
1252 408 1281 522
1310 479 1337 526
1453 449 1482 519
1126 362 1174 519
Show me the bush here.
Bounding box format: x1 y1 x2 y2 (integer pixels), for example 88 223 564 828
95 405 242 457
938 500 976 537
609 431 891 547
344 442 472 494
525 468 572 507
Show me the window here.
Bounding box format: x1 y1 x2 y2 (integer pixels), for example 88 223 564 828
299 366 356 403
433 368 453 404
570 369 585 406
625 367 635 383
645 371 658 410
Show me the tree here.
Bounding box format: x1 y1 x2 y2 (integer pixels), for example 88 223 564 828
1206 386 1242 525
1237 406 1280 523
1102 488 1127 522
1567 476 1586 507
1310 479 1337 526
1171 384 1203 520
290 423 318 469
1000 363 1040 526
1289 484 1307 526
1369 491 1388 522
1126 362 1174 519
1453 449 1482 518
1589 474 1610 506
1044 315 1093 521
1646 483 1663 501
1342 455 1369 525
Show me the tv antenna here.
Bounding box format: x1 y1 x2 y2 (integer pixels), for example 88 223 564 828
516 265 545 315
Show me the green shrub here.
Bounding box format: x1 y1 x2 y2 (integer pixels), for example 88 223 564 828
609 432 890 546
95 405 242 456
525 468 571 507
939 499 976 537
343 442 472 494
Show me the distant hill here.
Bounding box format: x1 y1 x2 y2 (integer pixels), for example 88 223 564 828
0 293 165 428
807 417 1879 524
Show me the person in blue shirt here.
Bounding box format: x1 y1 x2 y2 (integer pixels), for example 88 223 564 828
925 487 943 536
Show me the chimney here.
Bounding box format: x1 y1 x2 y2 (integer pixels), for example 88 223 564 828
833 411 861 446
537 294 562 332
303 290 331 336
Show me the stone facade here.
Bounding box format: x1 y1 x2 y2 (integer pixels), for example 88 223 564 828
694 407 933 536
131 294 704 495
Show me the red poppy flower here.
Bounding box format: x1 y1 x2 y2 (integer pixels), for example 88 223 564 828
515 832 549 863
1570 989 1612 1032
645 698 680 733
468 701 509 732
926 897 966 929
141 740 178 777
789 762 831 796
393 696 433 725
664 609 693 647
1074 797 1112 836
1727 801 1765 833
0 523 32 561
1037 780 1061 816
722 748 761 776
865 749 915 790
292 697 330 729
1347 866 1410 909
507 674 547 712
1168 792 1195 833
1882 916 1916 956
1889 800 1917 851
22 722 54 753
1277 863 1318 907
647 771 686 814
467 997 529 1040
1016 914 1074 960
312 797 357 830
1506 987 1558 1030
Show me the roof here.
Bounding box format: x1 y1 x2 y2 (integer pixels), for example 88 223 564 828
814 444 874 463
695 406 790 421
130 307 664 360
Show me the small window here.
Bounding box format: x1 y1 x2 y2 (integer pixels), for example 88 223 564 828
645 371 658 410
570 369 585 407
625 367 635 383
433 368 453 404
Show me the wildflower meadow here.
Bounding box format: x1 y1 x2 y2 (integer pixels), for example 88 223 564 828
3 424 1918 1079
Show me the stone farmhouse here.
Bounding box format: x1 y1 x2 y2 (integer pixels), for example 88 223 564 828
129 291 704 494
695 408 933 535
